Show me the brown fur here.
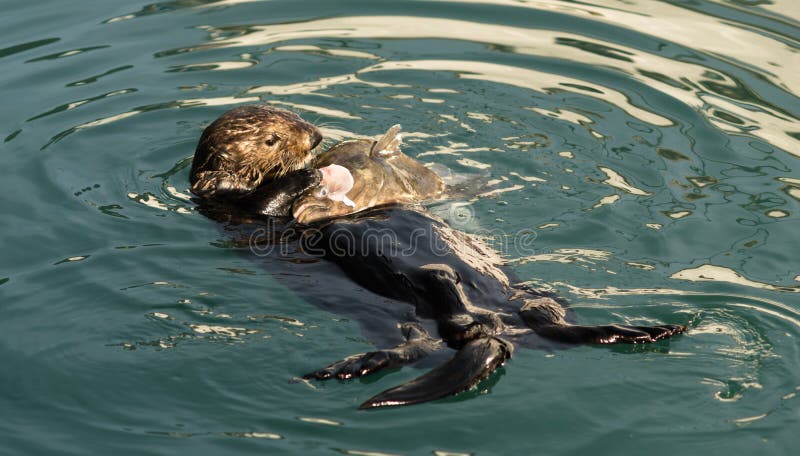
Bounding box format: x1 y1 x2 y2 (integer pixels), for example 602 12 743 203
293 130 445 224
190 105 322 197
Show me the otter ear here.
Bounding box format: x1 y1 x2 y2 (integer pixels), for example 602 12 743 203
370 124 402 157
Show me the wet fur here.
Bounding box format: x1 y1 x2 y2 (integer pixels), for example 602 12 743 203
190 105 322 197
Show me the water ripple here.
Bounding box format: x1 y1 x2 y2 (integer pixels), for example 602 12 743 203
2 1 800 454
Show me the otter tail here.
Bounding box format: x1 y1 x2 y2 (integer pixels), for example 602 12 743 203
358 336 512 410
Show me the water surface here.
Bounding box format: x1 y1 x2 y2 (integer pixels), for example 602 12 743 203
1 1 799 454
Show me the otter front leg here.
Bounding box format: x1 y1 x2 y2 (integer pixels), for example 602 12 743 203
303 323 440 380
519 296 686 344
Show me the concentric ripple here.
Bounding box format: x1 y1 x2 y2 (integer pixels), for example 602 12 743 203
1 1 799 454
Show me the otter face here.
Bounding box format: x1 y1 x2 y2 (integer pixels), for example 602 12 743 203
190 105 322 197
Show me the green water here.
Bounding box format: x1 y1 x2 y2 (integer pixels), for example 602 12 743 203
2 0 799 454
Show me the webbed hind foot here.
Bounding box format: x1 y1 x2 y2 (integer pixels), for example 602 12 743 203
359 336 512 409
303 323 440 380
536 323 686 344
304 351 394 380
519 296 686 345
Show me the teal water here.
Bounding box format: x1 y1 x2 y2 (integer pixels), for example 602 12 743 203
2 0 799 454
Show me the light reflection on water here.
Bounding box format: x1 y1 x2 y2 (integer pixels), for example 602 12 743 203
1 0 799 454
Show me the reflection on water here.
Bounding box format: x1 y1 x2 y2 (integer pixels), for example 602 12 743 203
2 0 800 454
672 264 800 294
188 10 799 150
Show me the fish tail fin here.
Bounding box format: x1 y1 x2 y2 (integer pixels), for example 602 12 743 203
371 124 402 156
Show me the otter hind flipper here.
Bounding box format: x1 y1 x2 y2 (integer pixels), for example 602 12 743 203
519 296 686 344
303 323 440 380
535 323 686 344
371 124 402 156
359 337 512 410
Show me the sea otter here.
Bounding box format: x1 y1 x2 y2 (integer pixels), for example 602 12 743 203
191 104 686 409
190 104 324 218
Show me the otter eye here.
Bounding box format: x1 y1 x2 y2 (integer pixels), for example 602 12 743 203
265 134 280 147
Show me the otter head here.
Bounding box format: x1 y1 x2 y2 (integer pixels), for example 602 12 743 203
190 104 322 197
